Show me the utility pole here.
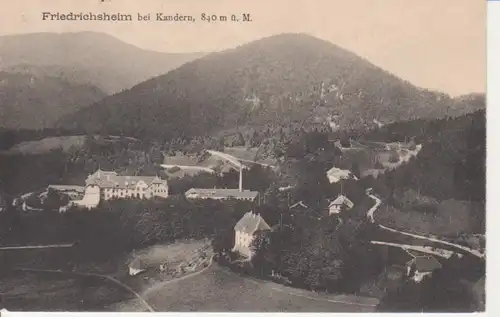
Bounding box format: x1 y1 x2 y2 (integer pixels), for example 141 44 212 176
280 211 283 233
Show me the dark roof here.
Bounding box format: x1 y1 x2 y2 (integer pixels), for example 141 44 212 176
410 256 442 272
234 212 271 235
185 188 258 200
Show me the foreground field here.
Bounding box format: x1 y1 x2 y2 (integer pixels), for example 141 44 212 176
0 272 130 311
118 264 378 312
0 239 214 312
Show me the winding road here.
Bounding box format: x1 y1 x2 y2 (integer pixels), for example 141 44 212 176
206 150 248 170
366 193 485 259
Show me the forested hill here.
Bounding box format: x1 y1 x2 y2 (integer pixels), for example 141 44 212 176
0 32 205 94
0 71 106 129
57 33 480 140
366 110 485 202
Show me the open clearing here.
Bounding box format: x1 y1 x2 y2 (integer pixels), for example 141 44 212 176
3 135 140 155
0 272 130 311
377 200 484 236
117 264 378 312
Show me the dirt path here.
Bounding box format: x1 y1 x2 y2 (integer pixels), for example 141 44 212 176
378 224 485 259
366 193 381 223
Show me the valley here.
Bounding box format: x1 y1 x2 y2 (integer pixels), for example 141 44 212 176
0 31 486 313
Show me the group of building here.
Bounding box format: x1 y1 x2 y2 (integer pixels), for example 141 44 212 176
71 166 262 209
43 166 440 284
67 169 170 209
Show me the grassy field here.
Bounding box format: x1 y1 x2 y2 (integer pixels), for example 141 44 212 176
3 134 140 155
377 200 484 236
0 239 214 312
4 135 87 154
0 272 131 311
119 264 379 312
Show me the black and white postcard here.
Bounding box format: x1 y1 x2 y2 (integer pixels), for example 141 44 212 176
0 0 486 313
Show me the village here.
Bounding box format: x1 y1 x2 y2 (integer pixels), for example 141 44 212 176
1 137 483 292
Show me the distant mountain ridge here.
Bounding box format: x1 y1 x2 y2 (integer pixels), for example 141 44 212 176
0 71 106 129
0 31 205 94
55 33 484 139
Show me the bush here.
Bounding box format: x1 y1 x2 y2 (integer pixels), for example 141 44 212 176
167 166 181 173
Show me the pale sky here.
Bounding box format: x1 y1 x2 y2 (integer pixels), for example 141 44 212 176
0 0 485 96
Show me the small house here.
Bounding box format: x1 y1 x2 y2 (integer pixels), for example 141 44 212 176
406 255 442 283
232 211 271 258
128 258 148 276
328 194 354 215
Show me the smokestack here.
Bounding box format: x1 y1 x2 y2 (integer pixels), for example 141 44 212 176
239 166 243 192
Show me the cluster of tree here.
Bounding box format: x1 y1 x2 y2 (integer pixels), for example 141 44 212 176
273 110 485 220
244 213 385 293
0 127 82 151
23 188 70 211
57 33 483 145
0 196 253 264
364 111 485 203
0 134 162 196
0 150 77 195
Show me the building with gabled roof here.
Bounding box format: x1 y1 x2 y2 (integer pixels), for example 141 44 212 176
72 169 168 209
326 167 358 183
128 258 148 276
328 194 354 215
185 166 258 202
406 255 442 283
232 211 271 258
185 188 258 202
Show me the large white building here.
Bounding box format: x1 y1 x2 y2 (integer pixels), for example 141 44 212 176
73 169 168 209
232 211 271 258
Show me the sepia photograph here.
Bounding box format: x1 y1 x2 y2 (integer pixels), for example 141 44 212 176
0 0 486 313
